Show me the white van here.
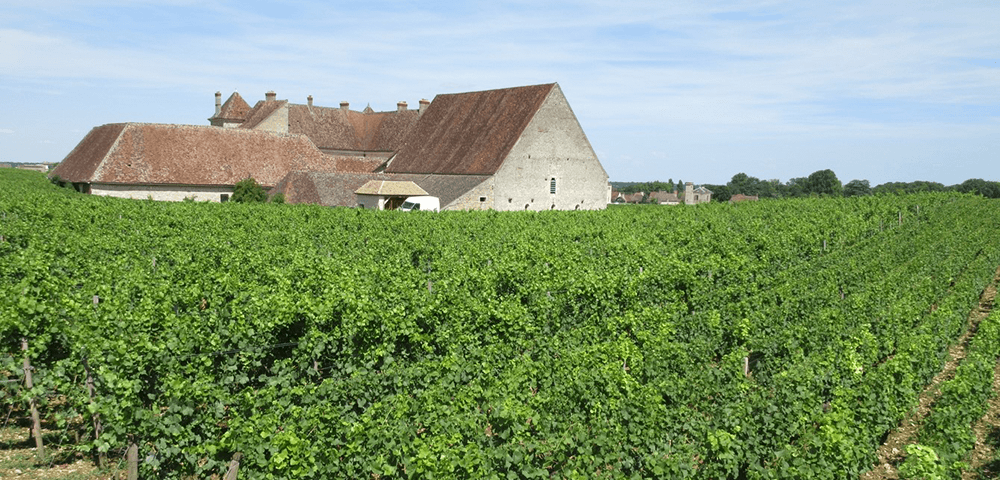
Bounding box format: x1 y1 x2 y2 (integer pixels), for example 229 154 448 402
399 196 440 212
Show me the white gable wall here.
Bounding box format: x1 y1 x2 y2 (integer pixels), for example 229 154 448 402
491 84 610 211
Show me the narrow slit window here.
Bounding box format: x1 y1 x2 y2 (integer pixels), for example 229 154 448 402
550 178 556 194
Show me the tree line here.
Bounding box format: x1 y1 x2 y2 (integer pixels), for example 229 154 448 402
614 171 1000 202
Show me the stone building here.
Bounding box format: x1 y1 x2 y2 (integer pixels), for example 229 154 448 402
274 83 610 211
53 83 611 210
48 123 337 202
684 182 713 204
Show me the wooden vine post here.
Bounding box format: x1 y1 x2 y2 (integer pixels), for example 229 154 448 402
21 338 45 460
127 440 138 480
82 356 105 468
224 452 243 480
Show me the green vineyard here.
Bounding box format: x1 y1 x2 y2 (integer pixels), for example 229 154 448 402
2 169 1000 479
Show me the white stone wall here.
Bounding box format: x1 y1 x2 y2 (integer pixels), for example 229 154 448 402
90 183 235 202
491 85 610 211
445 178 495 211
253 104 290 133
356 194 382 210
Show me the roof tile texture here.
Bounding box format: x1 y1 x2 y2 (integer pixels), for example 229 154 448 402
354 180 428 196
211 92 251 122
387 83 555 175
52 123 337 187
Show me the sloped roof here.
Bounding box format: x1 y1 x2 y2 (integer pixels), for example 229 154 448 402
286 104 420 152
649 191 680 203
50 123 336 187
327 155 385 173
386 83 556 175
240 99 288 130
272 171 491 207
210 92 251 122
355 180 427 196
730 194 758 203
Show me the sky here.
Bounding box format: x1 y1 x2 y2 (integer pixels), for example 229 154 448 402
1 1 997 186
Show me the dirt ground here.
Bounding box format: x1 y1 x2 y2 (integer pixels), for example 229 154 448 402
862 266 1000 480
0 411 123 479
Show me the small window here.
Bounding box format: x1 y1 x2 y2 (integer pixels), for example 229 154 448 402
480 196 487 202
550 178 556 194
220 194 229 202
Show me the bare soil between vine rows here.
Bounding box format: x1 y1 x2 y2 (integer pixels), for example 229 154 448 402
862 265 1000 480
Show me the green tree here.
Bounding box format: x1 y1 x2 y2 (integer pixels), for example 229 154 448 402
784 177 808 197
704 184 731 202
843 179 871 197
231 177 267 203
957 178 1000 198
805 169 842 196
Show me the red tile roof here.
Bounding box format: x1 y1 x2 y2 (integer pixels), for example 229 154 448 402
386 83 555 175
286 104 420 152
210 92 251 122
649 191 680 203
730 194 759 202
50 123 336 187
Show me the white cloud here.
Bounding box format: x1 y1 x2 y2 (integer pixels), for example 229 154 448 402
1 0 997 183
0 129 13 134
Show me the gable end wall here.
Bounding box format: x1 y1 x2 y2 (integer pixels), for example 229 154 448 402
491 85 609 211
253 105 290 133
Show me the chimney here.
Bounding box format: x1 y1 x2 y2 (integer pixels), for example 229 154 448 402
214 91 222 116
397 101 407 113
265 90 276 102
307 95 313 107
340 101 349 111
419 98 430 116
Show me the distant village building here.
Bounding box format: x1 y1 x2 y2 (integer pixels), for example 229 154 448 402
648 190 681 205
729 194 759 203
16 164 49 173
684 182 712 204
52 83 611 210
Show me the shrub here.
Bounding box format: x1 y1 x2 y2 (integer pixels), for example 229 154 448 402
231 177 267 203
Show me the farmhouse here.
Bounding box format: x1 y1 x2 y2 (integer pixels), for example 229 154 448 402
49 123 337 202
52 83 611 210
649 190 681 205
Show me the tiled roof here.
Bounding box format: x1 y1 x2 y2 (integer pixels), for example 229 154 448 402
211 92 251 122
272 171 491 207
355 180 427 196
386 83 555 175
730 194 759 202
51 123 127 183
327 155 386 173
240 99 288 130
286 104 419 152
50 123 336 187
649 191 680 203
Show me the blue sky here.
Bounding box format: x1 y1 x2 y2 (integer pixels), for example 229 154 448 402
1 0 997 185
